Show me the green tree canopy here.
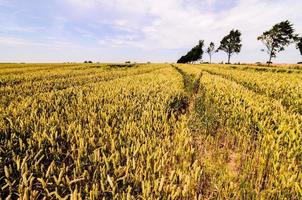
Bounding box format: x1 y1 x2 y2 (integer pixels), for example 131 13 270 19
257 20 298 64
217 29 242 64
177 40 204 63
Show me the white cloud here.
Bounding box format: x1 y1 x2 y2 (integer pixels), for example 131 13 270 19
1 0 302 62
64 0 302 51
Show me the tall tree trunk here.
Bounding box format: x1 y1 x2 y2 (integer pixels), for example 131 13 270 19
227 53 231 64
268 45 275 66
268 52 273 66
210 54 212 64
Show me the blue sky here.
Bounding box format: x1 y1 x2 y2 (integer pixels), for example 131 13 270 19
0 0 301 63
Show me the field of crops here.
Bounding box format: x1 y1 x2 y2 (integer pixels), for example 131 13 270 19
0 63 301 199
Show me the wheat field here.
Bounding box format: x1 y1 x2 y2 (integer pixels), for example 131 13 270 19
0 63 301 199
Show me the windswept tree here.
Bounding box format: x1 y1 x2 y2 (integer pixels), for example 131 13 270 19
206 42 215 64
217 29 242 64
177 40 204 63
257 20 298 64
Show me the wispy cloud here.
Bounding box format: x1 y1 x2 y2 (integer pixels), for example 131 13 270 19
0 0 301 62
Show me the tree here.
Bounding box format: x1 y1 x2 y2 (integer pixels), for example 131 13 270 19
206 42 215 64
177 40 204 63
297 37 302 55
257 20 298 64
217 29 242 64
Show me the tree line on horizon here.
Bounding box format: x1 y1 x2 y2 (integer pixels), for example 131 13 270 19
177 20 302 64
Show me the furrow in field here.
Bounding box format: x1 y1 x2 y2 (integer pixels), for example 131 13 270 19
0 64 203 199
171 64 202 114
192 71 301 198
